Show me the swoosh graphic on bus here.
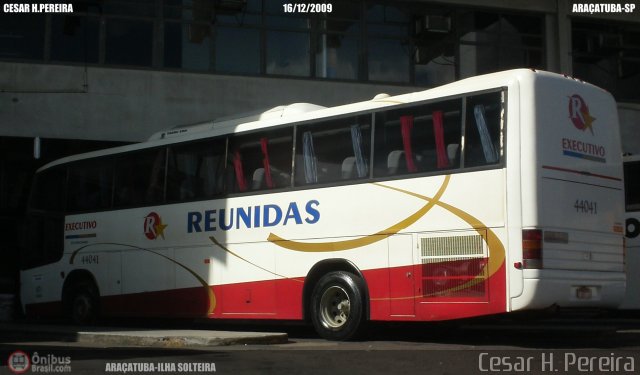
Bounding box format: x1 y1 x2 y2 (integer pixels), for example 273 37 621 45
373 184 506 295
69 243 216 315
208 236 304 283
267 175 450 252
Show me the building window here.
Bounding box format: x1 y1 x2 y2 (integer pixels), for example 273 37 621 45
0 1 549 87
316 33 359 80
368 37 410 83
105 18 154 67
215 27 261 74
412 9 456 87
164 21 212 71
51 15 100 63
572 21 640 103
315 1 361 80
0 13 45 60
267 30 311 77
366 4 411 83
458 11 544 78
103 0 157 18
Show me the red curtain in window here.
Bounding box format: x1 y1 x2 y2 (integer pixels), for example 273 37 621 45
233 150 247 192
260 137 275 188
400 115 417 173
432 110 450 169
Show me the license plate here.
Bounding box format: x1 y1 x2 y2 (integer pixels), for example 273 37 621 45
576 286 593 300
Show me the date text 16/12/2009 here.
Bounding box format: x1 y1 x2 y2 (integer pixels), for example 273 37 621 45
283 3 332 13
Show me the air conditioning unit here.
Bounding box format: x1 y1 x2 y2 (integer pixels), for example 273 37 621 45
598 33 623 50
216 0 247 13
583 33 623 55
415 15 451 34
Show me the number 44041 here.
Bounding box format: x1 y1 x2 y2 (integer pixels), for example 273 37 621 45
574 199 598 214
80 254 99 265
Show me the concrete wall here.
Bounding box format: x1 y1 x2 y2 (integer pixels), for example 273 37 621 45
0 62 416 142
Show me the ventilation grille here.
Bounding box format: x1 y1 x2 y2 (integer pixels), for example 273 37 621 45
419 233 488 299
421 235 484 261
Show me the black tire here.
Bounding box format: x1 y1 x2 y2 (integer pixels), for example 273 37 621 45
310 271 366 341
627 217 640 239
67 280 100 325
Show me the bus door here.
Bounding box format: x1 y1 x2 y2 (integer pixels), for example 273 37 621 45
388 234 416 316
20 166 66 314
21 211 64 312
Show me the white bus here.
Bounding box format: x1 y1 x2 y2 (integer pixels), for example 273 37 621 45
20 69 625 340
622 154 640 309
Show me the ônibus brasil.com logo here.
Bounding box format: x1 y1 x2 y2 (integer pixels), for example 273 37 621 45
6 351 72 374
7 351 30 374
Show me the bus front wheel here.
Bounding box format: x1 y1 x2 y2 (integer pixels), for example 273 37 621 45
310 271 365 341
67 280 99 325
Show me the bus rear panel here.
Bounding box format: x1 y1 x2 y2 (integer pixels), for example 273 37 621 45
512 72 625 311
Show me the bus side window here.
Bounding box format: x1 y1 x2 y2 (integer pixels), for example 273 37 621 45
230 149 248 192
228 128 293 193
167 138 225 201
374 111 404 176
374 99 462 177
464 92 502 168
296 131 318 185
67 159 113 212
295 116 371 186
114 148 166 207
30 167 67 213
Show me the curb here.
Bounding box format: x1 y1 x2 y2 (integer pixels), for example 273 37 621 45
0 323 289 348
76 331 289 348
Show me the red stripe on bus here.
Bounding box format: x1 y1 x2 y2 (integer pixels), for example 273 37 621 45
25 262 506 322
542 165 621 181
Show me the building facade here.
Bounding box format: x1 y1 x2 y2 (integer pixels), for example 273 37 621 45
0 0 638 295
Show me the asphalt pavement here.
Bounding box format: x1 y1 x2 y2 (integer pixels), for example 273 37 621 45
0 321 288 348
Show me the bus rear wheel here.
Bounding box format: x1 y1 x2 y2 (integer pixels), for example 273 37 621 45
310 271 365 341
66 280 99 325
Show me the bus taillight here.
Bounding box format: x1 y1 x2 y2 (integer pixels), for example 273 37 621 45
523 229 543 269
